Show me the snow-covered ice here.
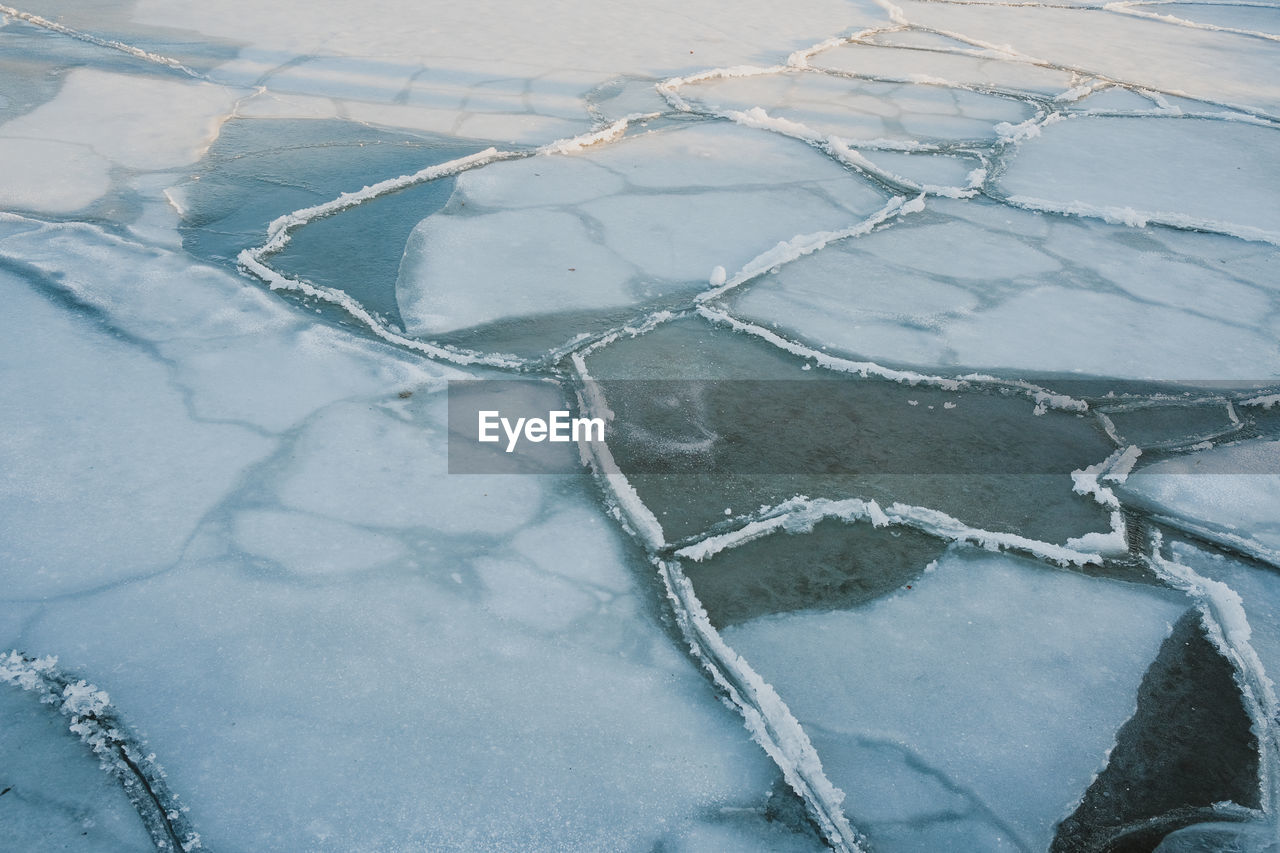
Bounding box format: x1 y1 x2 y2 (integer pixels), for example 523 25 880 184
0 219 797 851
886 0 1280 114
3 0 1279 848
1120 441 1280 565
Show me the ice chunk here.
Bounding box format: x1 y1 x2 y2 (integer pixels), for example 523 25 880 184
0 69 238 213
1120 441 1280 565
23 556 785 848
724 197 1280 378
398 208 638 335
721 546 1190 851
395 122 885 340
21 406 786 851
0 218 451 432
2 219 785 850
1167 540 1280 693
999 116 1280 240
0 138 110 214
117 0 886 148
130 0 884 86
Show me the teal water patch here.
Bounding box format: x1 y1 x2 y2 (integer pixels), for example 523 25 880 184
0 15 235 124
176 118 486 330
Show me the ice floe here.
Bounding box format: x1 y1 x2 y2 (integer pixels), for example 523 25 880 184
721 546 1190 851
396 121 886 342
1121 440 1280 565
998 115 1280 241
723 197 1280 378
0 69 239 213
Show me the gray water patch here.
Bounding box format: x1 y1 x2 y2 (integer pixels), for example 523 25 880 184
176 117 486 330
1102 399 1243 450
1050 609 1261 853
682 517 945 627
584 315 1115 545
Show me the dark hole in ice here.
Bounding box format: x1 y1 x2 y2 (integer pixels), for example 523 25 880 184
176 118 486 331
1051 609 1260 853
586 316 1115 545
682 517 945 626
1102 402 1241 450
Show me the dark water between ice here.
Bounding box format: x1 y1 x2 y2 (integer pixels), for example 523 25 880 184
176 117 484 330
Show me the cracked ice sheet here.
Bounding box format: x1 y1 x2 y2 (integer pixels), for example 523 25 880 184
0 222 798 849
18 400 794 851
678 71 1033 144
999 115 1280 240
0 687 153 851
0 68 241 214
1165 539 1280 706
720 546 1189 852
887 0 1280 115
807 41 1076 99
722 196 1280 379
0 218 451 430
1125 3 1280 39
1119 440 1280 565
113 0 888 143
0 213 478 597
395 121 886 338
0 266 274 598
234 61 598 145
126 0 883 76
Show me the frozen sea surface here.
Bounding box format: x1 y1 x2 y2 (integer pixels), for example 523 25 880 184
1 0 1278 850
